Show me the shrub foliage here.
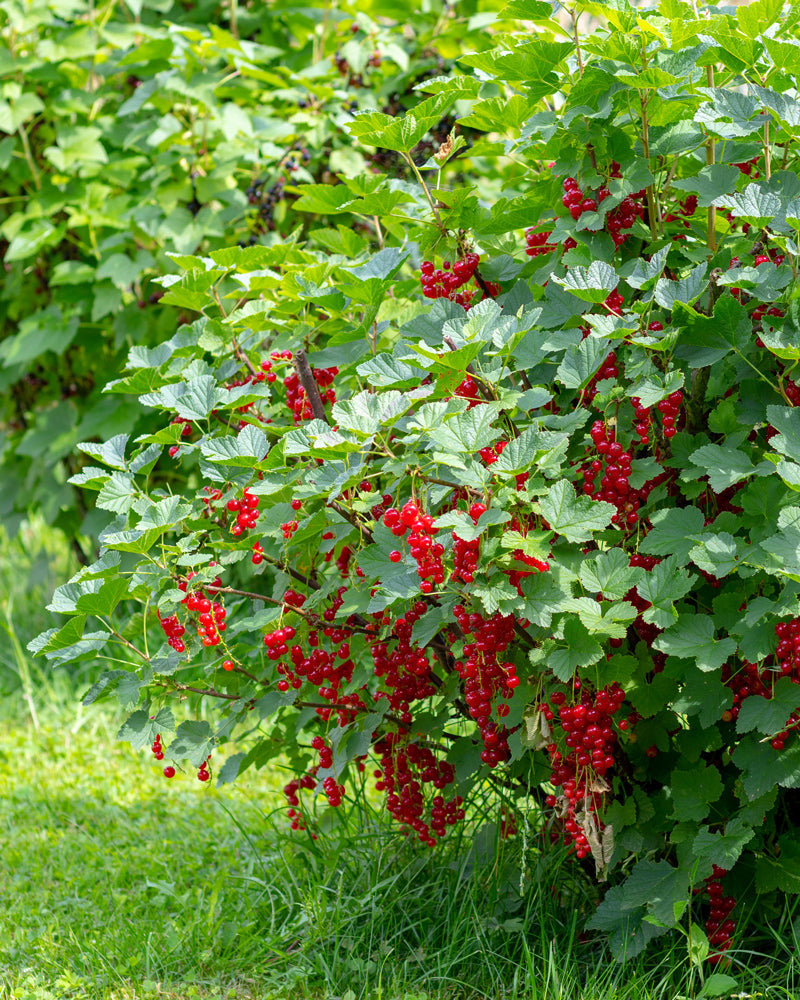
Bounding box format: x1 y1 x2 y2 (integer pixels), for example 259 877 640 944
25 0 800 966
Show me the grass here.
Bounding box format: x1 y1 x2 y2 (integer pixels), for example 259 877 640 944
2 522 800 999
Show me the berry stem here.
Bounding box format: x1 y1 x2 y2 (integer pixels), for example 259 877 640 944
401 151 447 234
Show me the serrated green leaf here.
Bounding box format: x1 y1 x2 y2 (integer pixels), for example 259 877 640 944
670 765 723 822
540 481 616 543
553 261 617 303
581 549 645 600
640 507 705 562
654 614 736 671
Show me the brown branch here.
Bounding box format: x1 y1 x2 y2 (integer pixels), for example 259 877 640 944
328 500 374 543
473 268 497 301
294 349 329 422
232 335 259 376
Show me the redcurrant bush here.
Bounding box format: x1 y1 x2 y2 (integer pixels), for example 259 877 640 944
31 0 800 966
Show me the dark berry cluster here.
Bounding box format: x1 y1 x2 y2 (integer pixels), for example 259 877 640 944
697 866 736 964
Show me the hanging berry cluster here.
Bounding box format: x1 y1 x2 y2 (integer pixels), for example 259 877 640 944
453 606 519 765
374 732 464 846
696 866 736 964
227 488 261 536
178 573 227 648
158 611 186 652
544 683 626 858
382 501 444 594
452 502 486 584
420 253 482 308
283 358 338 424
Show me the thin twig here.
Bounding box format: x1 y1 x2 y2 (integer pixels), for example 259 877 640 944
293 349 329 422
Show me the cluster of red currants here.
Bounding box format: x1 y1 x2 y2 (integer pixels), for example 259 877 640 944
453 606 519 766
373 732 463 846
585 423 641 528
451 502 487 583
699 866 736 964
561 172 645 249
283 363 338 424
655 389 683 440
227 488 261 536
717 619 800 748
420 254 480 308
157 610 186 652
544 684 626 858
370 602 436 722
283 773 317 831
310 736 346 806
197 756 211 782
179 574 228 648
383 501 444 594
524 228 556 257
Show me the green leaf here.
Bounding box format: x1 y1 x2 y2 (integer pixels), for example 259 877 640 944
736 678 800 735
168 720 215 767
562 597 638 638
674 293 751 367
637 556 695 627
640 507 705 562
346 93 454 153
767 405 800 463
331 390 409 437
427 405 503 455
670 765 724 822
699 974 740 999
654 264 708 310
552 261 617 304
117 708 175 751
581 548 645 600
695 89 762 138
671 164 740 208
199 424 269 466
692 818 755 874
588 859 689 951
77 434 129 471
539 481 616 543
688 442 759 492
654 615 736 672
671 673 733 729
732 736 800 799
74 577 130 616
140 376 226 420
519 573 568 628
713 182 783 227
556 337 612 389
549 618 603 681
755 834 800 893
689 533 739 578
356 353 426 388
